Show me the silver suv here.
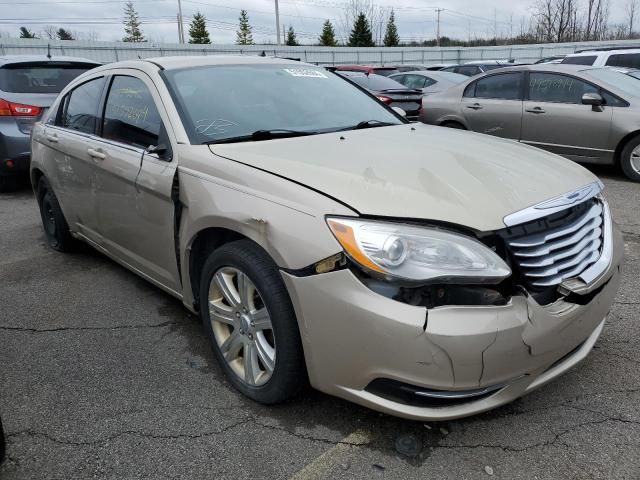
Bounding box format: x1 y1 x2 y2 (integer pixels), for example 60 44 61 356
0 55 99 191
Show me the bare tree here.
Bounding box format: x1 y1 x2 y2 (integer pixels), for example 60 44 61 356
584 0 610 40
625 0 638 36
42 25 57 40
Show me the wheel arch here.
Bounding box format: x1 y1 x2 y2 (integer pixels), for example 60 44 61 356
31 168 45 196
187 226 251 312
614 130 640 165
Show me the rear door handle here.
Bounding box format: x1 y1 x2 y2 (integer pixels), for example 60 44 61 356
45 132 58 143
87 148 106 160
466 103 483 110
525 107 546 114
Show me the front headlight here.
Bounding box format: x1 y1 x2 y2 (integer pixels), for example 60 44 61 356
326 217 511 284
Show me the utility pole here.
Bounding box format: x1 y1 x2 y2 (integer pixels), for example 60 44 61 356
275 0 281 45
177 0 185 43
435 8 444 47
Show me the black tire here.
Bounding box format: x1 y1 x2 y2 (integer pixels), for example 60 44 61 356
441 121 466 130
199 239 307 404
0 176 17 193
620 135 640 182
36 177 77 252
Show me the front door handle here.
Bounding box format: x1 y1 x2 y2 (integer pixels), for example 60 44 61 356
525 107 546 114
87 148 106 160
45 132 58 143
466 103 483 110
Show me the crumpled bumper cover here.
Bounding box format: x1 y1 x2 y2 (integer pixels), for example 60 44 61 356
282 226 622 421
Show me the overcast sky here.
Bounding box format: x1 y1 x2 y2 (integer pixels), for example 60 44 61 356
0 0 632 44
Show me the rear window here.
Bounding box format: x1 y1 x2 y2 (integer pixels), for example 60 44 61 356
561 55 597 66
605 53 640 69
348 74 406 90
0 62 97 94
372 68 400 77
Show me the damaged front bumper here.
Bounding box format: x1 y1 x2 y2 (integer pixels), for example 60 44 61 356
281 225 623 421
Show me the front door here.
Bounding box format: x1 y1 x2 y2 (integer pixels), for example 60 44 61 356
521 72 613 162
461 72 524 140
92 72 181 293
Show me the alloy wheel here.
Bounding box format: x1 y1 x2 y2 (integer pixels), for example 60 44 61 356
631 145 640 175
208 267 276 386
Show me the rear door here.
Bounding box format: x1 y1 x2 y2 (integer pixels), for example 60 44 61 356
521 72 613 162
461 72 524 139
39 75 107 237
92 72 181 292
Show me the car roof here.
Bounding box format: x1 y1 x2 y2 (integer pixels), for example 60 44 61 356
566 48 640 57
96 55 315 72
0 55 100 66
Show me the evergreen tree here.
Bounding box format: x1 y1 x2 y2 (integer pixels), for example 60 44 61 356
188 12 211 44
383 10 400 47
318 19 338 46
56 28 75 40
285 26 299 46
122 1 145 43
19 27 37 39
236 9 254 45
348 13 374 47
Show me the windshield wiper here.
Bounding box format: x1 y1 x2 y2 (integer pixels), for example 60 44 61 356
204 129 316 145
338 120 399 132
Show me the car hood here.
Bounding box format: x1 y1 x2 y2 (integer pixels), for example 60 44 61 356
209 124 597 231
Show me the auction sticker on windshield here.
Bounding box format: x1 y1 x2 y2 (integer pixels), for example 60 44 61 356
284 68 327 78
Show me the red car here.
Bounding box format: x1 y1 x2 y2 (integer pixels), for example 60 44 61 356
334 65 400 77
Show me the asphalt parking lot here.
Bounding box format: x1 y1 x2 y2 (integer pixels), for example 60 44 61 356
0 165 639 480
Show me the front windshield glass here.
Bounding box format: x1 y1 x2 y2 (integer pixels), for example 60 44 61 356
586 68 640 98
163 64 403 144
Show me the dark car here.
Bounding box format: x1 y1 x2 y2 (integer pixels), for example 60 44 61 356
0 55 100 191
334 65 400 77
337 71 423 120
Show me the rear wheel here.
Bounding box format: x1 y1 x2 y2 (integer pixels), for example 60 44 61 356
620 136 640 182
199 240 306 404
36 177 77 252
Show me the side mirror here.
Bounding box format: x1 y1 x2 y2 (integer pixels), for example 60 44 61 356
392 106 407 117
582 92 604 110
146 143 171 160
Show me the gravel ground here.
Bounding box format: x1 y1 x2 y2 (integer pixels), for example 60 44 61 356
1 165 638 480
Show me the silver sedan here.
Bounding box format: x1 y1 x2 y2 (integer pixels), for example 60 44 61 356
420 64 640 181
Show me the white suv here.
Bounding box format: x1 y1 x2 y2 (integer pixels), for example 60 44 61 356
562 48 640 68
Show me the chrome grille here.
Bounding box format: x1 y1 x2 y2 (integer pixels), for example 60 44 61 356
508 201 604 288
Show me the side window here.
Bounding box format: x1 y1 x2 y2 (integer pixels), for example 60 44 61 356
457 66 480 77
61 77 105 134
463 82 476 97
102 75 163 149
393 75 406 85
422 76 437 87
473 73 522 100
605 53 640 69
529 73 597 104
561 55 597 65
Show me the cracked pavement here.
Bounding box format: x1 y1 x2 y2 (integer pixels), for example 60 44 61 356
1 165 639 479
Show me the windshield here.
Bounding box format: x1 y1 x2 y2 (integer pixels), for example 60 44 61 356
0 62 97 93
163 64 403 144
625 70 640 80
562 55 597 65
345 73 407 90
586 68 640 98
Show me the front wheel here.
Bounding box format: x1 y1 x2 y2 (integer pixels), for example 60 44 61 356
620 136 640 182
199 240 306 404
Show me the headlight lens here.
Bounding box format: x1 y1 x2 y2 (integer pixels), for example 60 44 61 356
326 217 511 283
